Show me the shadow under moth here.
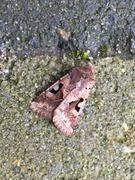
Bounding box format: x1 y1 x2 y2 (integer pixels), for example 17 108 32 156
30 63 95 136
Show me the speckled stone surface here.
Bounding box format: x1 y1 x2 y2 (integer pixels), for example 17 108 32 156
1 0 135 59
0 56 134 179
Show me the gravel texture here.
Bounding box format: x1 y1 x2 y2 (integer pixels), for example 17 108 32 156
1 0 135 59
0 56 135 179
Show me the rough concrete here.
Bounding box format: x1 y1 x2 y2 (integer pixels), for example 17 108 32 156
0 56 134 179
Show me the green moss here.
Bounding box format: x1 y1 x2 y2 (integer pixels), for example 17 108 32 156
98 44 111 56
69 50 89 60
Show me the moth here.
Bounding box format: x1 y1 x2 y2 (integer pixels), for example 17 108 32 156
30 63 95 136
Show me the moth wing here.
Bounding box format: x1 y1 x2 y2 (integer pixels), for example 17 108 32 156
53 78 95 136
30 74 70 119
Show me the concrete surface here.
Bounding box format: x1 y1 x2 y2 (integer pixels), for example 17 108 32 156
0 55 134 179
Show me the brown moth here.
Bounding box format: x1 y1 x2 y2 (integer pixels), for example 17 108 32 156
30 63 95 136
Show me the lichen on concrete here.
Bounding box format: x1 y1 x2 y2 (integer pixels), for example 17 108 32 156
0 56 135 179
